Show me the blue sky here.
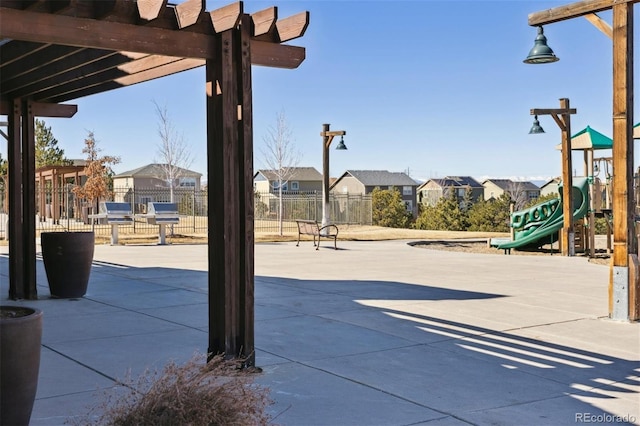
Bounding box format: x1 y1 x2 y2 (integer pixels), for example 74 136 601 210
4 0 639 184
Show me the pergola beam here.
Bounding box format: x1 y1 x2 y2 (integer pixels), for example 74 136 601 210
0 101 77 117
529 0 640 26
0 6 307 69
174 0 204 29
0 7 215 58
137 0 167 21
252 6 277 36
209 1 242 33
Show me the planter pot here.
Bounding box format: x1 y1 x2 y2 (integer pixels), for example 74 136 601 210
41 231 95 298
0 306 43 426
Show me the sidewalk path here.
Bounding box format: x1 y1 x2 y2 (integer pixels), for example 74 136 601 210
1 240 638 425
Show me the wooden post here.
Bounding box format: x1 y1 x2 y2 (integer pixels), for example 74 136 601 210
8 99 37 300
322 123 330 229
587 149 596 257
560 98 574 256
206 15 255 366
610 2 635 320
531 99 576 256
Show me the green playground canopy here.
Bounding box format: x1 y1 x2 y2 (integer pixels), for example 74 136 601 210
555 125 612 151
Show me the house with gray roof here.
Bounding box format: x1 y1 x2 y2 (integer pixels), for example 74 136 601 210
417 176 483 207
482 178 540 209
539 177 561 197
112 163 203 211
113 163 202 190
330 170 419 215
482 179 540 201
253 167 323 194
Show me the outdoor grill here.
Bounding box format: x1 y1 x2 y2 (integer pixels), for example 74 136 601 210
88 202 133 244
139 202 180 245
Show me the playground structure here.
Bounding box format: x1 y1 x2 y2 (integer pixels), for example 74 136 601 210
493 126 617 256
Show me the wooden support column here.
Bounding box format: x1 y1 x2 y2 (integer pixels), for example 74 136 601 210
206 14 256 366
610 2 636 320
8 98 37 300
8 99 24 299
22 100 36 296
560 98 574 256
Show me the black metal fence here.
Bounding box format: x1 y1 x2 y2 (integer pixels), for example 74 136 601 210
0 188 372 238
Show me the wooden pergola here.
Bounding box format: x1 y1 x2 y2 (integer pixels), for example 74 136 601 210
0 0 309 365
35 163 86 223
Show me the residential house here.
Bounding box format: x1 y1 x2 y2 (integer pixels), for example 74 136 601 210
417 176 483 207
482 179 541 206
330 170 419 215
113 163 203 211
253 167 322 194
539 177 561 197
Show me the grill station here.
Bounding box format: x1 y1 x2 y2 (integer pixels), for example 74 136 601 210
138 202 180 245
88 202 133 244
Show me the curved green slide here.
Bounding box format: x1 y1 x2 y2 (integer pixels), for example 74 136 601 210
496 177 589 250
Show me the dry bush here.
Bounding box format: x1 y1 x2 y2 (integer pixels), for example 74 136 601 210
77 353 272 426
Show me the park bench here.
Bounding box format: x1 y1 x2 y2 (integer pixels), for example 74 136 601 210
295 219 339 250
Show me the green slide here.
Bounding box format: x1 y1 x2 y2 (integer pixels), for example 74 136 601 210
496 177 589 251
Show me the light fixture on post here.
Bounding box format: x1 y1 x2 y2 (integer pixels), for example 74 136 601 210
529 115 545 134
530 98 577 256
527 0 638 323
523 26 559 64
320 124 347 233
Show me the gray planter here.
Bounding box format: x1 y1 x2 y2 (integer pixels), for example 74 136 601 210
0 306 43 426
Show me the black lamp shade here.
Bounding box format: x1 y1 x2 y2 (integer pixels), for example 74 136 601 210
524 26 559 64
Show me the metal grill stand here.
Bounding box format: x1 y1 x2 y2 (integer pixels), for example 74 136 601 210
87 202 133 244
137 202 180 245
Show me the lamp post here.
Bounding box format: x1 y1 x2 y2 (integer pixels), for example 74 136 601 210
526 1 637 321
530 98 577 256
320 123 346 231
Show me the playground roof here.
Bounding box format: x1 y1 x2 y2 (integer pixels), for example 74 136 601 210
634 123 640 139
555 126 612 151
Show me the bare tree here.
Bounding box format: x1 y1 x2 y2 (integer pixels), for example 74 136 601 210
153 100 194 203
260 111 301 235
506 181 529 211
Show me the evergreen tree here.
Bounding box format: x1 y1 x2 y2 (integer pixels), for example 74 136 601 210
467 194 511 232
35 119 70 168
371 187 411 228
414 190 467 231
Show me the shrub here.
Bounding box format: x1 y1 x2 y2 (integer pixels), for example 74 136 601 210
594 216 610 235
78 353 272 426
523 192 558 209
467 194 511 232
372 187 412 228
414 191 467 231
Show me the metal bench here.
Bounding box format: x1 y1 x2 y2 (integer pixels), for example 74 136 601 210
295 219 339 250
88 202 133 244
137 202 180 245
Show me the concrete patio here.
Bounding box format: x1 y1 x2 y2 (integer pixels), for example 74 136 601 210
1 239 638 425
